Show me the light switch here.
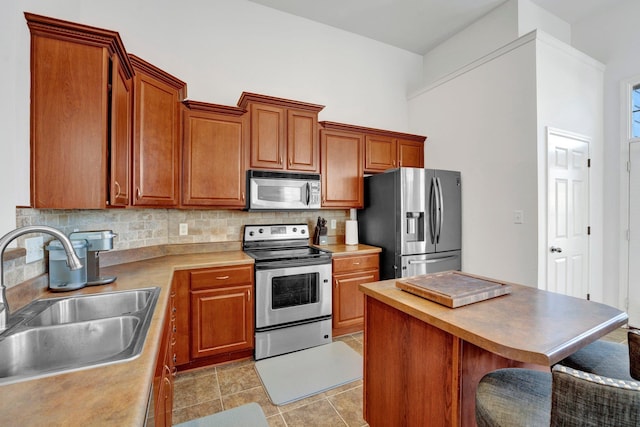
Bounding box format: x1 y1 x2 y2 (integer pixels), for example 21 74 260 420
330 219 337 230
25 236 44 263
513 210 524 224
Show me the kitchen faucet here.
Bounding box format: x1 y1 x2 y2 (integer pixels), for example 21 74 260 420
0 225 83 332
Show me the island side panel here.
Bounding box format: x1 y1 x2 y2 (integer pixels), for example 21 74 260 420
364 296 458 426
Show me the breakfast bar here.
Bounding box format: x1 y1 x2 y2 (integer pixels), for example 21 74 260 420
359 272 628 427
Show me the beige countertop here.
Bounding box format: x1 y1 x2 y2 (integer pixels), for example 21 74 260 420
360 273 628 366
0 251 253 427
0 243 381 426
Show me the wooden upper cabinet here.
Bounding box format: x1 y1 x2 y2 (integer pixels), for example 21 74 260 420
238 92 324 172
110 55 133 207
26 13 133 209
182 101 249 208
130 54 186 207
397 139 424 169
320 122 364 208
365 135 397 172
364 131 426 173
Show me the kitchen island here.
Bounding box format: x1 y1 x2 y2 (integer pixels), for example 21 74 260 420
359 273 628 427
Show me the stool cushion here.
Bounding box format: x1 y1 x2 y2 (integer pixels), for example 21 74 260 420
173 403 268 427
476 368 551 427
560 339 632 381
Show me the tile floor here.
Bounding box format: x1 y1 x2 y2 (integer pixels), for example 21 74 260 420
172 328 631 426
172 332 367 427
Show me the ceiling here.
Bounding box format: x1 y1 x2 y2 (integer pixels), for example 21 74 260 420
247 0 619 54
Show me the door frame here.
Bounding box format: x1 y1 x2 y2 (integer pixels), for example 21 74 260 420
619 75 640 316
545 126 591 297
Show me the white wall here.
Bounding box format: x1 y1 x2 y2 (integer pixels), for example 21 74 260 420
517 0 570 43
571 0 640 308
0 0 422 237
420 0 570 89
535 33 604 299
409 38 539 286
421 0 518 87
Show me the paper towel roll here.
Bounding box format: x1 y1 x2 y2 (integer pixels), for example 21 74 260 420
345 220 358 245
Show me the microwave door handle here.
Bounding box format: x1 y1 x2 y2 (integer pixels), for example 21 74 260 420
305 182 311 206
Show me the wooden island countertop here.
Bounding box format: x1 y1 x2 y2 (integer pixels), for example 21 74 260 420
359 272 628 426
0 251 254 427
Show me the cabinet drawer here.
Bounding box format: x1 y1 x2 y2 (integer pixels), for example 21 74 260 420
333 254 379 274
190 265 253 290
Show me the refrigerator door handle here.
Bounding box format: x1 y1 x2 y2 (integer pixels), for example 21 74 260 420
430 177 437 244
436 176 444 244
408 255 457 264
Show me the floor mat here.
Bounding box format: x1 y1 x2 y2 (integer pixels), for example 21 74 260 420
254 341 363 405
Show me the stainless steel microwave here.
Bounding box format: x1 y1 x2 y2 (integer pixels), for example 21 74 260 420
246 170 321 211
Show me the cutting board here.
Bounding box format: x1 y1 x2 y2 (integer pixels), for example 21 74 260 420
396 271 511 308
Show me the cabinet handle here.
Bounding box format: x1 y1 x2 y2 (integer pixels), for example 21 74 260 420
248 289 251 301
353 262 361 265
393 160 396 166
280 156 283 164
216 275 230 280
173 354 177 364
172 306 177 313
136 187 141 200
289 158 292 167
172 366 177 377
114 181 121 198
241 192 245 201
335 279 338 288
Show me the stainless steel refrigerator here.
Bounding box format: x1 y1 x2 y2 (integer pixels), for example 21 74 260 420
358 167 461 279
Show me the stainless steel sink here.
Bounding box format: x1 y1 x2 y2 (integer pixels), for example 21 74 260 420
25 289 155 326
0 287 160 385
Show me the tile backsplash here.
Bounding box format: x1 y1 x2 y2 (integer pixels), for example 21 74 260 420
4 208 349 288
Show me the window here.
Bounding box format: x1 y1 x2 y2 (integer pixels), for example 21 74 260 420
632 84 640 138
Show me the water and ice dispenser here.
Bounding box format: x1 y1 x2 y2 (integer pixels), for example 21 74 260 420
405 212 424 242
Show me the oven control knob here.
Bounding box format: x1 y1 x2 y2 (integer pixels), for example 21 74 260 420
292 227 297 232
249 231 254 236
300 229 306 234
259 228 264 233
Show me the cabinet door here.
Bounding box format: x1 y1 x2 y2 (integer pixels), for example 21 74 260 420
365 135 397 173
183 110 248 207
30 36 109 208
132 72 180 206
287 109 319 172
190 285 254 358
333 269 379 330
250 103 285 170
321 130 364 208
109 55 132 207
398 139 424 168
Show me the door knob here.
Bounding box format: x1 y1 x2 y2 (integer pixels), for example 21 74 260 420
550 246 563 253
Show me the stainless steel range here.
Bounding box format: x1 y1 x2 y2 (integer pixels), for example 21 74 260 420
243 224 332 360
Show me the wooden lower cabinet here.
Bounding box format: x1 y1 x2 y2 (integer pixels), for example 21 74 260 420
152 285 176 427
189 265 255 363
332 253 379 336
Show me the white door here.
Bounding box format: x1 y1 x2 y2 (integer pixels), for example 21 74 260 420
629 141 640 326
546 128 590 298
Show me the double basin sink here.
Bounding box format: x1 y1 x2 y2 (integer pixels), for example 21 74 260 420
0 287 160 385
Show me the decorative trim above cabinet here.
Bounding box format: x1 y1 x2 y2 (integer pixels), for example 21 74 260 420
129 54 187 100
319 121 426 143
183 100 246 116
237 92 324 113
25 12 133 80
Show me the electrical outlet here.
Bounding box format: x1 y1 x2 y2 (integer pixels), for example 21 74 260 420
513 210 524 224
330 219 337 229
25 236 44 263
179 223 188 236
